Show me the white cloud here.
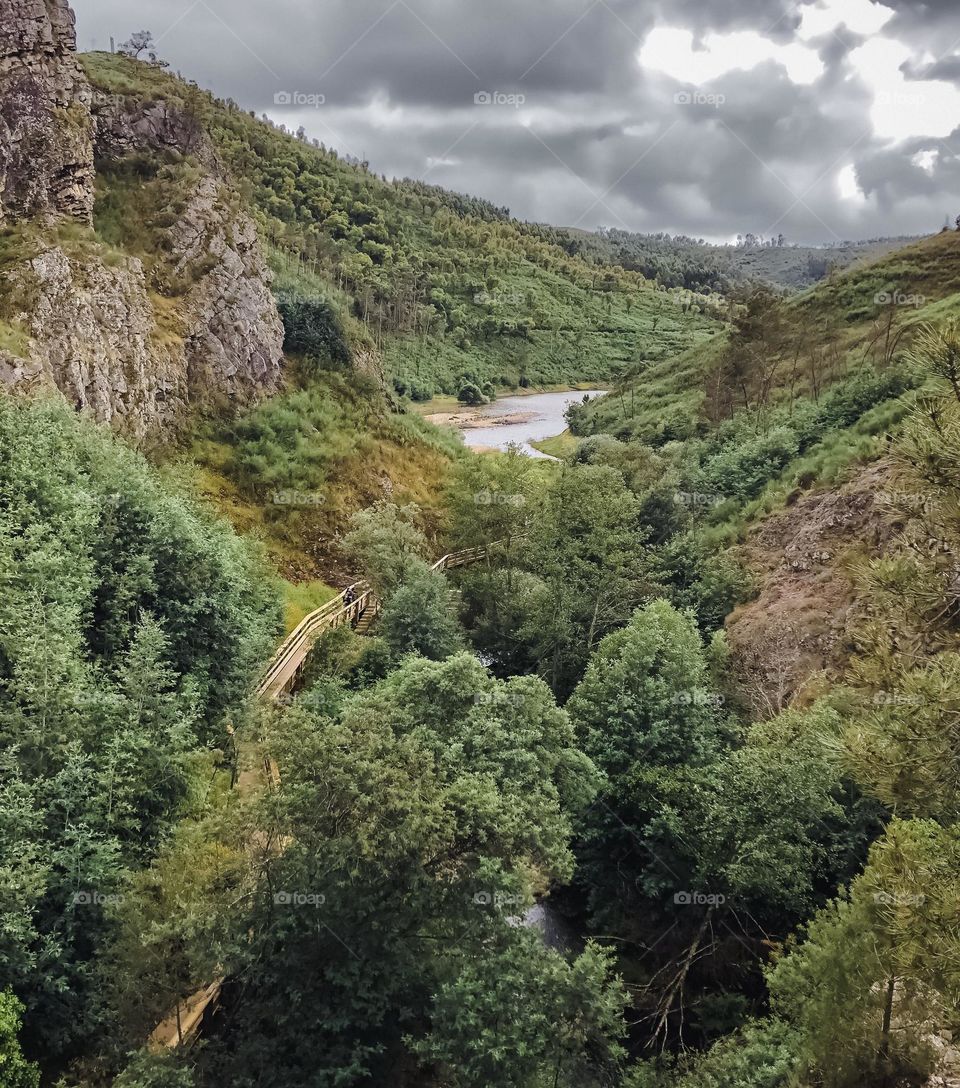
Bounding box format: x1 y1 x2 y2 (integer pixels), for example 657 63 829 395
912 148 938 173
639 27 825 86
797 0 894 41
837 162 866 202
849 37 960 140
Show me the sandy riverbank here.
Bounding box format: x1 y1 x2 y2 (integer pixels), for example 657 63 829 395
423 408 539 430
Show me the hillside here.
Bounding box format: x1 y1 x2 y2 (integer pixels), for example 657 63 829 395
0 8 285 441
573 229 960 442
80 51 719 401
534 235 960 1085
559 229 960 752
571 227 921 293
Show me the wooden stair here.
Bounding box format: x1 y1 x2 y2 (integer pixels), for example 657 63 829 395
353 601 379 635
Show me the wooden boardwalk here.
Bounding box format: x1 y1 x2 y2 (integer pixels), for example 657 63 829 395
257 545 487 700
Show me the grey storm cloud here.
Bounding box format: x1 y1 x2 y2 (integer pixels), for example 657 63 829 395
70 0 960 243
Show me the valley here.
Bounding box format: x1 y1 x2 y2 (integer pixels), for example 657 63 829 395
1 4 960 1088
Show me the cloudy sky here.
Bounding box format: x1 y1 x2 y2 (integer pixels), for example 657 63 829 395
71 0 960 244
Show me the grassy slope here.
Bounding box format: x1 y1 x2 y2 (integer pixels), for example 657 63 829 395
580 231 960 440
720 235 918 288
182 372 464 589
571 226 921 292
81 52 717 400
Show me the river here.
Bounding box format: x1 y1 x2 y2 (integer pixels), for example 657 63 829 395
444 389 606 458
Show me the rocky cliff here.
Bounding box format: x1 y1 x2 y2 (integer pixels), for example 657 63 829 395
0 0 284 442
0 0 94 224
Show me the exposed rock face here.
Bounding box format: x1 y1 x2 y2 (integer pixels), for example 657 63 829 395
725 461 897 715
0 246 185 429
0 175 284 440
0 0 94 223
91 91 219 172
0 0 284 442
172 177 284 414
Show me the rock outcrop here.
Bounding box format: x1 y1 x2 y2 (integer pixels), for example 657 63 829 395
0 0 94 224
725 461 898 715
0 247 181 429
90 89 218 172
170 177 285 413
0 0 284 442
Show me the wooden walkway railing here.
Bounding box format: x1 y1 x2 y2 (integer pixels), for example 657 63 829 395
257 545 488 701
150 543 489 1049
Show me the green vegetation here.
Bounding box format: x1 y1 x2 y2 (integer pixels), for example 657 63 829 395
0 396 280 1072
575 231 960 444
0 317 30 358
4 38 959 1088
0 992 39 1088
110 653 622 1087
186 372 462 579
280 579 338 633
579 227 920 292
81 51 718 401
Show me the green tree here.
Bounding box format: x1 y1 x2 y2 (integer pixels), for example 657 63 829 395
113 1050 196 1088
623 1019 801 1088
198 654 601 1086
414 936 627 1088
568 599 720 777
525 464 657 696
0 399 279 1064
0 992 39 1088
768 819 960 1088
341 500 431 596
378 565 464 661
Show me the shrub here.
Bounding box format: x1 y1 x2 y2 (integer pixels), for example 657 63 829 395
458 382 487 406
379 566 465 661
277 296 351 369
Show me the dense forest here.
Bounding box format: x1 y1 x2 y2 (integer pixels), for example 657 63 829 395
8 296 960 1087
7 236 960 1087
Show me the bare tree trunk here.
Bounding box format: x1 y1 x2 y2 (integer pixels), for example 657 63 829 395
879 975 895 1075
650 906 715 1051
